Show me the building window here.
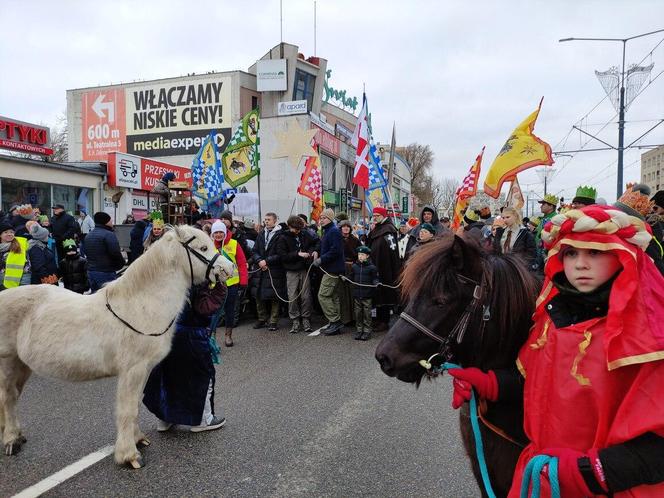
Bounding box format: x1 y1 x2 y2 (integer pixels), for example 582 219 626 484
320 153 336 190
293 69 316 111
1 178 51 215
251 95 258 109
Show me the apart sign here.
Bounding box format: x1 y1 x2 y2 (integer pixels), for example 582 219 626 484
0 116 52 156
107 152 192 191
256 59 288 91
277 100 308 116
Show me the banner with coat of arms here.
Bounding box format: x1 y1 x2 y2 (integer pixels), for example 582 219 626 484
221 108 260 188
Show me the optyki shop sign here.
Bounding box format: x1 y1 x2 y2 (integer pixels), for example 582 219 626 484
107 152 192 190
0 116 52 156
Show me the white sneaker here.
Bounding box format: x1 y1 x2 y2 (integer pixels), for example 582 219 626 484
190 416 226 432
157 419 173 432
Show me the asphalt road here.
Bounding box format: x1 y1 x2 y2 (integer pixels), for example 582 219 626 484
1 319 480 497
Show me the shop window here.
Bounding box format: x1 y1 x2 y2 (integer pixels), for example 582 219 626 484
53 184 92 215
1 178 51 216
293 69 316 111
320 153 336 190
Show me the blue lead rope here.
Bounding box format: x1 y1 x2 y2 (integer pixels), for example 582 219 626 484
520 455 561 498
442 362 497 498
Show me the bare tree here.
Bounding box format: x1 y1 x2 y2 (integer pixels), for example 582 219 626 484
431 177 459 217
49 113 68 162
397 143 434 206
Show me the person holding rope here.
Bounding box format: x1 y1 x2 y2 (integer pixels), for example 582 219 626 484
348 245 379 341
366 206 401 332
276 215 319 334
313 208 345 336
448 205 664 497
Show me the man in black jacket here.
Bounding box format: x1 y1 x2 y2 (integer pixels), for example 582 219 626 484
50 204 79 260
250 212 285 331
84 212 126 293
276 215 320 334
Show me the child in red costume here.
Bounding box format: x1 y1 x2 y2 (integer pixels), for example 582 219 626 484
449 205 664 497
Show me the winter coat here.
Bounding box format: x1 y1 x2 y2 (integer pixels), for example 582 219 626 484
250 225 286 301
349 260 379 299
276 229 320 272
319 222 345 275
50 212 79 244
152 179 170 203
128 220 148 264
59 253 89 293
10 214 30 237
342 234 361 263
366 218 401 306
27 241 58 284
77 215 95 235
409 205 448 238
493 226 537 268
84 224 125 272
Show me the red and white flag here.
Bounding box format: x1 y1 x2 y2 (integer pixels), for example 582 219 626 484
351 94 370 189
297 142 323 221
456 146 485 200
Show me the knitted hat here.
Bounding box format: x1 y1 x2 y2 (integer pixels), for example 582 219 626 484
335 212 349 222
29 222 49 242
372 206 388 217
419 222 435 234
357 245 371 255
463 209 480 225
219 210 233 222
538 194 558 207
338 219 352 229
162 172 176 182
0 220 13 234
211 220 227 235
63 238 77 250
321 208 335 221
572 185 597 205
38 215 48 225
93 212 111 225
652 190 664 209
614 184 653 219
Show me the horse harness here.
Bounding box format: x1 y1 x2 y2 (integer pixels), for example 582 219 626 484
399 272 491 370
105 235 223 337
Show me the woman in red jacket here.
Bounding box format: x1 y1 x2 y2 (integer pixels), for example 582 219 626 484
211 220 247 347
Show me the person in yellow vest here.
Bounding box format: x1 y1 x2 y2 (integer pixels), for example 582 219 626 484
211 220 247 347
0 220 31 290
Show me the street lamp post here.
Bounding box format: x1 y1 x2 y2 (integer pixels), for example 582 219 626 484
559 28 664 198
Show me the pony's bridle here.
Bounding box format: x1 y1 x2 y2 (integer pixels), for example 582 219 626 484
399 273 491 371
105 233 224 337
180 235 223 288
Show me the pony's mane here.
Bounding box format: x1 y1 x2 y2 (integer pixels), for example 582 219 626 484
106 225 190 297
400 234 540 368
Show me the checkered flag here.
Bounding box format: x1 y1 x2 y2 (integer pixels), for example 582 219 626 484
456 146 485 200
192 131 224 201
297 143 322 203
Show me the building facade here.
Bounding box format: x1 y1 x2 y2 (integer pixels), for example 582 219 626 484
641 145 664 192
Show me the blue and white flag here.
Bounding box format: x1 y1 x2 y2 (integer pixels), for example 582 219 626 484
192 131 224 202
368 142 387 190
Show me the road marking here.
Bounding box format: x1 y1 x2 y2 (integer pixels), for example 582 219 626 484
12 445 114 498
308 326 324 337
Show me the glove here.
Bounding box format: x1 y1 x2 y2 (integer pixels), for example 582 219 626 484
312 258 321 267
447 368 498 409
538 447 607 498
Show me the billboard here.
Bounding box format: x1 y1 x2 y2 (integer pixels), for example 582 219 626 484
78 75 232 160
107 152 193 191
0 116 52 156
256 59 287 91
277 100 307 116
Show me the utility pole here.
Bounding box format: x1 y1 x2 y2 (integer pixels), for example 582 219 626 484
559 28 664 197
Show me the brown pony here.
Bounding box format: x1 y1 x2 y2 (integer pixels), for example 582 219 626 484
375 234 540 497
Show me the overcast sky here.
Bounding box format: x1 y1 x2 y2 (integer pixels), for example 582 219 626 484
2 0 663 204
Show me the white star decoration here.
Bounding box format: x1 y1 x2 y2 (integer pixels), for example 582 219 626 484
272 119 319 168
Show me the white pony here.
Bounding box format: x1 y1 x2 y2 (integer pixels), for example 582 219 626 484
0 225 233 468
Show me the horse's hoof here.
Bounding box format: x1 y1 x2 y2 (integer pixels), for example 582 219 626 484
17 435 27 444
4 440 22 456
136 437 150 448
126 455 145 469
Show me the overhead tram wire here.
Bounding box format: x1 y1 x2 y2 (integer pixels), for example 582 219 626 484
550 34 664 184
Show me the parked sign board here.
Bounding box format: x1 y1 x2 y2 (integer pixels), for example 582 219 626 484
107 152 192 191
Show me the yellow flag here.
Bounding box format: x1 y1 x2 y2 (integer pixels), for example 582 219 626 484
483 100 553 198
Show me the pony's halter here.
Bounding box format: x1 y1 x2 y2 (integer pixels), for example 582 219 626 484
181 235 222 287
400 273 490 368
